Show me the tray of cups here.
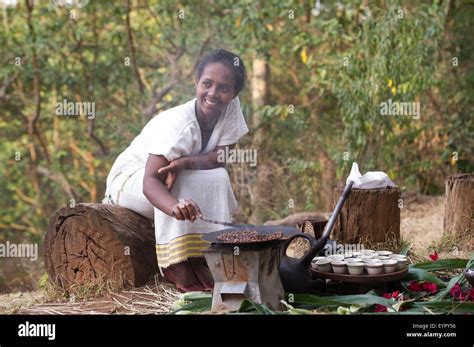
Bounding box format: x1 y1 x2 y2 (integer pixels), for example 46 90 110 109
310 250 409 284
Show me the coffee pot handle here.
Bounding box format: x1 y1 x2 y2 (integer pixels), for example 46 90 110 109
281 233 317 257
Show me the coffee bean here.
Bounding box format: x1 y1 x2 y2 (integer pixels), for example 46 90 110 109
217 230 283 243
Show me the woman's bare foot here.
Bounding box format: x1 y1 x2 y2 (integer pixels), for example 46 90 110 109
189 257 214 291
162 260 206 292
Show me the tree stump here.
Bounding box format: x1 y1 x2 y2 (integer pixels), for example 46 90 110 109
444 174 473 238
44 203 158 290
332 187 401 244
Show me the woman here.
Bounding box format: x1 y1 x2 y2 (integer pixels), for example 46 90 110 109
103 49 248 292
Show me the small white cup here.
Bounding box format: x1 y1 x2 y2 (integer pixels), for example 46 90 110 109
347 262 365 275
328 254 345 261
382 259 397 273
331 261 348 274
376 250 393 256
363 258 382 264
365 262 383 275
315 259 332 272
395 258 408 270
345 257 363 263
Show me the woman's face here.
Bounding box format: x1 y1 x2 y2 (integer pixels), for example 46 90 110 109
195 62 236 121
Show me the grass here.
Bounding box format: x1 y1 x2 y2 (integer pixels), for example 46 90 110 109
39 270 128 303
432 228 473 258
2 273 181 315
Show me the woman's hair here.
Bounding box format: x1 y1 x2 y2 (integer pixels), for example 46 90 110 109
196 49 246 95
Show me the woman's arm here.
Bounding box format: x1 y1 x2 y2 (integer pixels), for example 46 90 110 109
143 154 201 221
158 144 236 190
180 144 236 170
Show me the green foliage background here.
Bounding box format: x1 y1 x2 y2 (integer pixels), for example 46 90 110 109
0 0 472 291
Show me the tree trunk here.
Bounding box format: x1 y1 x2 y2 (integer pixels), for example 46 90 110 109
444 173 473 237
333 187 401 244
44 203 158 290
249 54 270 224
318 147 336 211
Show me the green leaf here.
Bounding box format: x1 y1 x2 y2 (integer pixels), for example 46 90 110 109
174 310 196 315
171 298 212 314
337 306 351 315
432 273 465 301
238 300 256 313
181 292 212 301
293 294 394 309
412 259 468 271
466 253 474 268
412 301 474 314
172 292 212 314
406 267 447 288
280 301 313 315
399 243 411 256
392 298 416 312
238 300 276 315
350 305 362 313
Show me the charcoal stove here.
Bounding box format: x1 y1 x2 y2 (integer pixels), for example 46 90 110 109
202 226 300 312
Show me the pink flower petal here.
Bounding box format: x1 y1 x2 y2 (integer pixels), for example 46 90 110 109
467 289 474 301
429 251 439 261
450 283 463 299
408 281 422 292
422 282 438 293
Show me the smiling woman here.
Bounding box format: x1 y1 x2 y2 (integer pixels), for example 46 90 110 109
103 49 248 292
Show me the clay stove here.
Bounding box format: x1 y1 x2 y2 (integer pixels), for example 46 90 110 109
202 226 299 312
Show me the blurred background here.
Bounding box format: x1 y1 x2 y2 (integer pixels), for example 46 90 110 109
0 0 472 293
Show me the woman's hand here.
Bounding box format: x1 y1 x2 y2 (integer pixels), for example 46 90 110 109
158 158 186 191
171 199 202 222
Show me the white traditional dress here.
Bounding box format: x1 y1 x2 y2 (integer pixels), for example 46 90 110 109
104 97 248 270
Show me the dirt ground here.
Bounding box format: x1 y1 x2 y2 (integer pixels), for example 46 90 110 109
400 195 472 258
0 194 471 314
400 195 445 252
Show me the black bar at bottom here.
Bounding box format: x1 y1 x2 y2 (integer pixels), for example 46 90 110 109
0 314 472 346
